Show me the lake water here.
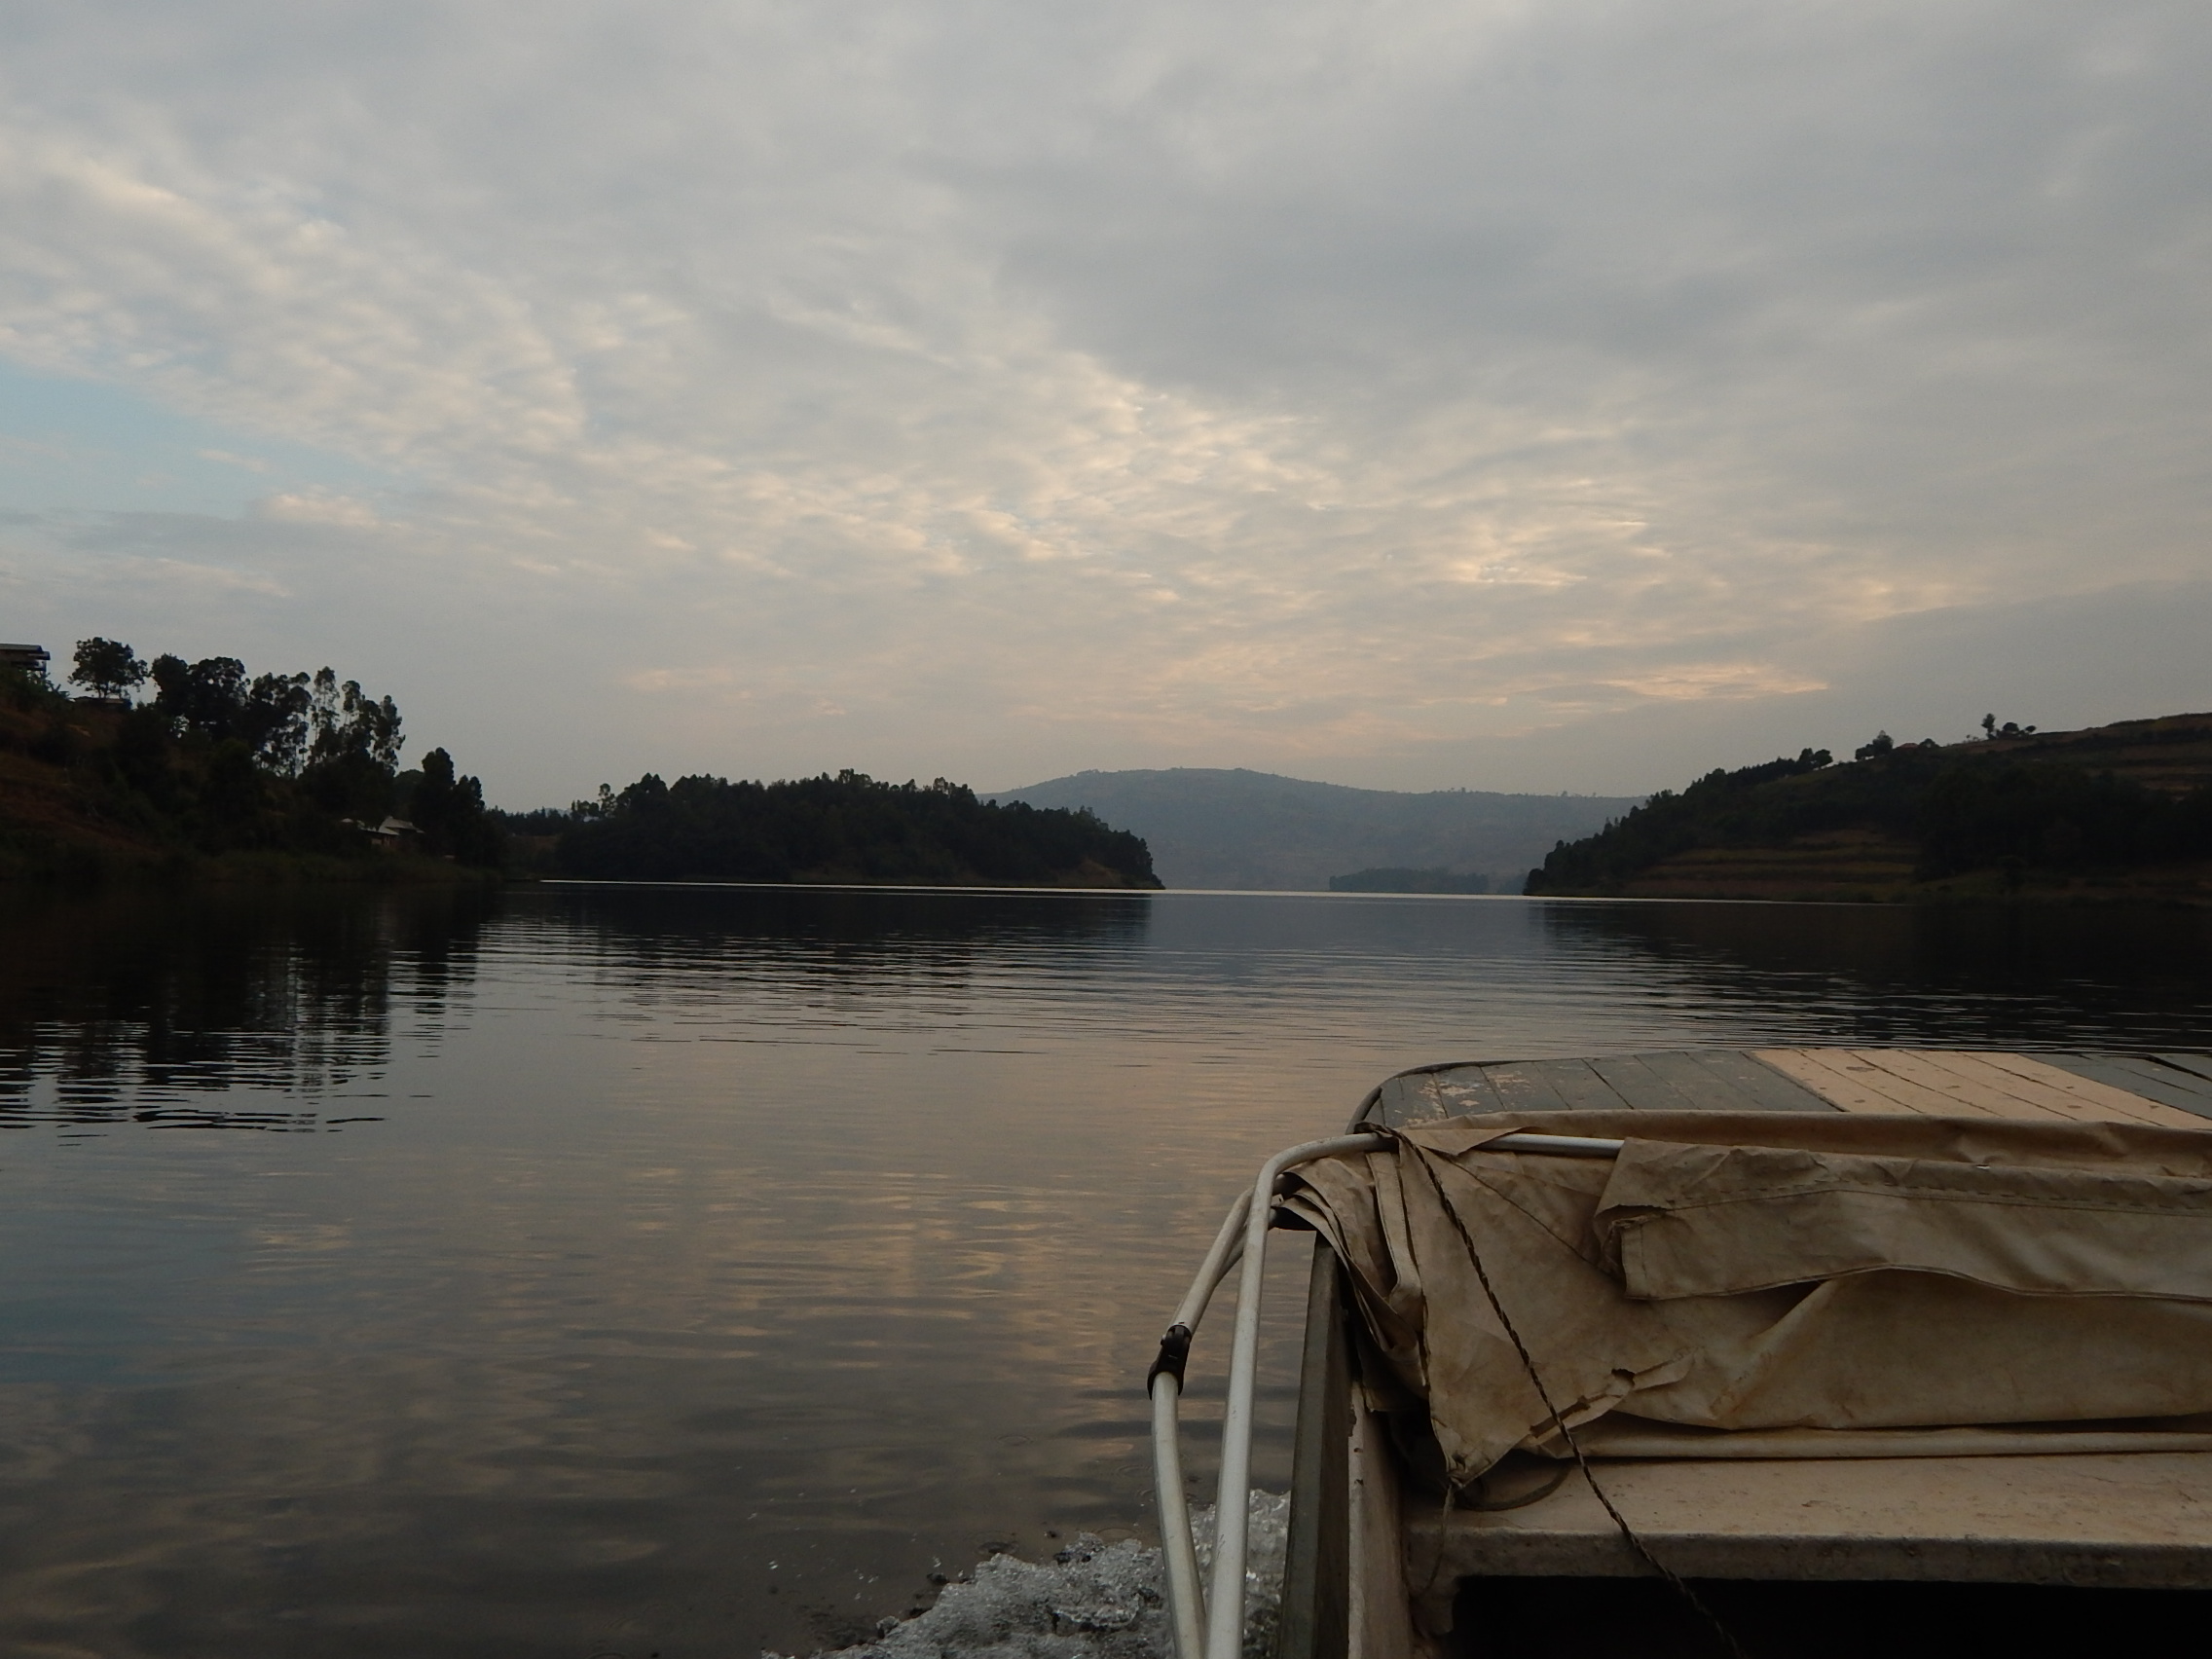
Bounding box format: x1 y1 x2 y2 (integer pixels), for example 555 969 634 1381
2 884 2208 1657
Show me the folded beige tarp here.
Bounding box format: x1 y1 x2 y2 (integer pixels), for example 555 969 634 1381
1280 1111 2212 1484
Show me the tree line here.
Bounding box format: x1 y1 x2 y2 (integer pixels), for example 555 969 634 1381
549 769 1161 887
0 638 502 870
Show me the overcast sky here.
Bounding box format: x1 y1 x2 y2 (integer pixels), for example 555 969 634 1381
2 0 2207 805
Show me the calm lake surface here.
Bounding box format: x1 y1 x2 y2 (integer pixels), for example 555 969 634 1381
2 884 2208 1657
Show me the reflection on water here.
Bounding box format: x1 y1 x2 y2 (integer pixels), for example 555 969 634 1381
1539 900 2212 1050
0 886 500 1130
0 885 2206 1657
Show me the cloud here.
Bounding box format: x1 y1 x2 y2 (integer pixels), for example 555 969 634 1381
0 1 2206 802
259 490 379 527
621 666 743 695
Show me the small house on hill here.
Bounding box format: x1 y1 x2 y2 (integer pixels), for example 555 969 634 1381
0 644 50 676
345 816 421 851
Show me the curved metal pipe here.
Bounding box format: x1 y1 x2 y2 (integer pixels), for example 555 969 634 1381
1202 1133 1385 1659
1484 1131 1623 1158
1156 1126 1625 1659
1149 1191 1251 1659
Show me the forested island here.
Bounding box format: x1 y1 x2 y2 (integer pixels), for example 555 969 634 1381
533 771 1160 888
1525 712 2212 902
1 639 500 881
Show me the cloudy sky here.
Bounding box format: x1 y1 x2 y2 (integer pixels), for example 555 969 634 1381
2 0 2207 805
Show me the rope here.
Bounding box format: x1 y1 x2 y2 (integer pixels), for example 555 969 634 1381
1386 1129 1752 1659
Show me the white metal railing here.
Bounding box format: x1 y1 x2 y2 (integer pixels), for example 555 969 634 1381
1148 1129 1624 1659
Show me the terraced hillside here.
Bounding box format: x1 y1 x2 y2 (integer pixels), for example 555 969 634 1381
1527 712 2212 902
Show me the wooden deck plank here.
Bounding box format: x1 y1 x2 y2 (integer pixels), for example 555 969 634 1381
2156 1052 2212 1086
1919 1051 2127 1119
1949 1051 2210 1130
1703 1050 1847 1112
1849 1050 2083 1122
1428 1067 1512 1120
1374 1073 1445 1127
1753 1049 1899 1112
1520 1059 1635 1113
2043 1054 2212 1120
1840 1050 2202 1126
1381 1051 2212 1128
1755 1049 1978 1115
1629 1051 1778 1113
1845 1049 2073 1118
1478 1062 1579 1116
2117 1052 2212 1099
1586 1053 1705 1111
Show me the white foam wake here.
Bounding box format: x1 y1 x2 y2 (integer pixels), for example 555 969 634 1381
778 1492 1290 1659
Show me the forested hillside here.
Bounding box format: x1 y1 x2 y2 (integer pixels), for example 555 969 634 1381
0 640 501 880
1525 713 2212 901
554 770 1160 888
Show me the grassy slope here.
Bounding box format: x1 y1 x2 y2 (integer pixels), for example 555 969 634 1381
1534 712 2212 903
0 705 141 867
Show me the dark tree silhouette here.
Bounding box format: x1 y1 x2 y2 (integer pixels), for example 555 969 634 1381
7 633 506 872
558 769 1159 887
409 748 505 867
69 638 148 703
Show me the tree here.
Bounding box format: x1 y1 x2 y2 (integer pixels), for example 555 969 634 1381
298 668 406 818
240 672 313 772
409 747 505 866
150 654 248 739
69 638 148 703
152 655 314 773
307 668 403 770
149 653 192 719
1855 731 1895 760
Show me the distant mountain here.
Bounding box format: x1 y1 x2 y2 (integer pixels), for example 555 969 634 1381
989 768 1642 891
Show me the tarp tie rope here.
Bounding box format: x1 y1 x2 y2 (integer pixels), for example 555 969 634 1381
1382 1128 1752 1659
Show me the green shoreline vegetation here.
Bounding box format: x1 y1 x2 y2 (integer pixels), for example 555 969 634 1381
1 639 502 884
1525 712 2212 903
2 639 1159 891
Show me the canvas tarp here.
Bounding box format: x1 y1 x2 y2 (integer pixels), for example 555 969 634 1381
1279 1111 2212 1484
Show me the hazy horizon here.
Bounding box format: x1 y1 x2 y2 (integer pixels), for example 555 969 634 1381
5 3 2208 809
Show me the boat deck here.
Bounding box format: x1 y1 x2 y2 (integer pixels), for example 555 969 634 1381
1367 1048 2212 1129
1279 1048 2212 1657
